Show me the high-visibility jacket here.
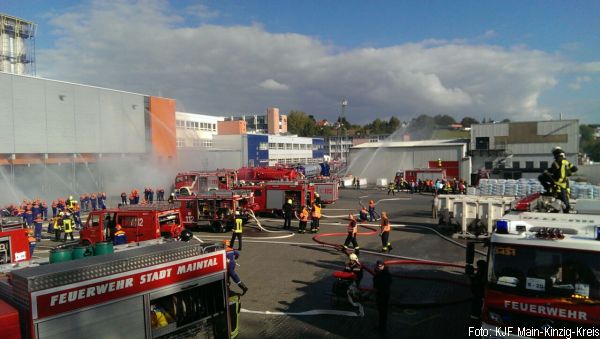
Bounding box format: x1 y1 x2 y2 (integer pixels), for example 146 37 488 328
311 205 321 218
299 209 308 222
63 217 73 233
347 220 357 234
234 217 243 233
549 159 576 190
113 230 127 244
381 217 391 232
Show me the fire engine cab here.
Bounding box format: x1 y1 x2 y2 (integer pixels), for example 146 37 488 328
79 203 183 246
0 240 238 338
178 190 254 233
473 199 600 337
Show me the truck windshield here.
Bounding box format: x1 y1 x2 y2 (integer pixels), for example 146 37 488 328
489 244 600 301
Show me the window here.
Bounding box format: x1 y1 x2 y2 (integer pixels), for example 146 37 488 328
212 123 217 131
512 161 520 169
277 143 284 150
484 161 493 170
268 143 276 149
475 137 490 150
540 161 548 170
285 143 292 150
176 119 185 128
525 161 534 169
176 138 185 148
118 215 142 228
293 144 299 150
259 142 268 150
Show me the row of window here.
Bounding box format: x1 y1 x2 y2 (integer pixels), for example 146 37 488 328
271 158 321 165
267 143 323 151
176 119 217 132
484 161 549 170
176 138 213 148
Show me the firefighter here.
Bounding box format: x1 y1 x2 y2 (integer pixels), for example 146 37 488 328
469 260 487 326
298 206 308 234
90 193 97 211
41 200 48 220
368 200 376 222
310 202 321 233
113 224 127 245
104 215 114 240
224 240 248 295
62 211 74 241
314 193 322 208
343 214 360 254
538 147 578 212
27 229 36 256
230 211 243 250
23 208 33 227
345 253 363 287
54 212 63 241
121 192 127 205
359 207 368 223
373 260 392 333
168 193 175 204
99 192 107 210
387 182 396 195
33 213 43 242
149 188 154 203
51 200 57 218
380 211 393 252
282 199 293 230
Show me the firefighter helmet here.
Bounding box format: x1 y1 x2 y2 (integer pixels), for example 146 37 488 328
287 199 292 204
552 146 563 156
349 253 358 261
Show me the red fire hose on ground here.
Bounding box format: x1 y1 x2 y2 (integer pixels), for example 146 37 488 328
313 224 473 307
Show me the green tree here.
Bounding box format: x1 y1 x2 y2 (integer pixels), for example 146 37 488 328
387 116 400 133
460 117 479 127
433 114 456 126
287 110 317 137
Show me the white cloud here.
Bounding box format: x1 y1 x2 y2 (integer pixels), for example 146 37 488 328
185 3 219 20
36 0 597 123
259 79 289 91
568 75 591 90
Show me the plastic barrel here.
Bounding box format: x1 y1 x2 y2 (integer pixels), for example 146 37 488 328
72 246 94 259
94 241 114 256
49 248 73 263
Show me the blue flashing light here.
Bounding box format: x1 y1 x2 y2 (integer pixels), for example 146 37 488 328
496 220 509 234
596 226 600 240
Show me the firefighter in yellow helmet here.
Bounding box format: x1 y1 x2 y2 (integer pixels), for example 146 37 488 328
538 146 578 212
230 210 243 250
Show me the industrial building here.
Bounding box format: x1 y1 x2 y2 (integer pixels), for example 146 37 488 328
347 139 470 184
223 107 287 134
0 71 177 202
175 112 223 149
0 13 36 75
470 120 579 179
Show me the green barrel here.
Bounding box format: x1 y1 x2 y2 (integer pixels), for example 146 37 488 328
49 248 73 263
94 241 114 256
72 246 94 259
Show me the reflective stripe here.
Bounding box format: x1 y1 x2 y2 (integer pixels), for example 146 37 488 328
234 218 243 233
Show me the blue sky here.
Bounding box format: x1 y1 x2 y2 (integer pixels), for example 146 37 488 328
2 0 599 124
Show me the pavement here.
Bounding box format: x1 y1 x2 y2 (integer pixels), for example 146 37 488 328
32 188 481 339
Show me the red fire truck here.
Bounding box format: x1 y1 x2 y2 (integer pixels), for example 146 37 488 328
0 217 31 264
79 203 184 245
468 196 600 337
178 190 255 233
237 166 298 182
239 181 315 215
0 241 239 338
175 169 238 196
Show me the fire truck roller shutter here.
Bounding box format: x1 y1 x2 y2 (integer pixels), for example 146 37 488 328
36 294 146 339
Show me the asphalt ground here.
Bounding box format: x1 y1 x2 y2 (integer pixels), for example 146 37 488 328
31 188 482 339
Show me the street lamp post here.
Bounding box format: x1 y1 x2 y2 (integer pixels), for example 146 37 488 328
340 99 348 162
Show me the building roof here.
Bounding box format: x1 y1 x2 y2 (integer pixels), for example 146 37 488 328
351 139 467 149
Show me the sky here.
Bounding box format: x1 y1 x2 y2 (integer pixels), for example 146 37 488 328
2 0 600 124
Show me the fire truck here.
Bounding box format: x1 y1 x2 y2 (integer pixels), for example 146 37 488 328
178 190 255 233
237 166 298 182
239 181 315 215
0 218 31 264
0 240 239 338
468 195 600 337
79 203 184 246
175 170 238 196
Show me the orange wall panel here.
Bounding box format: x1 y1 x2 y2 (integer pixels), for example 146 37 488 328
218 121 247 135
149 96 177 159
